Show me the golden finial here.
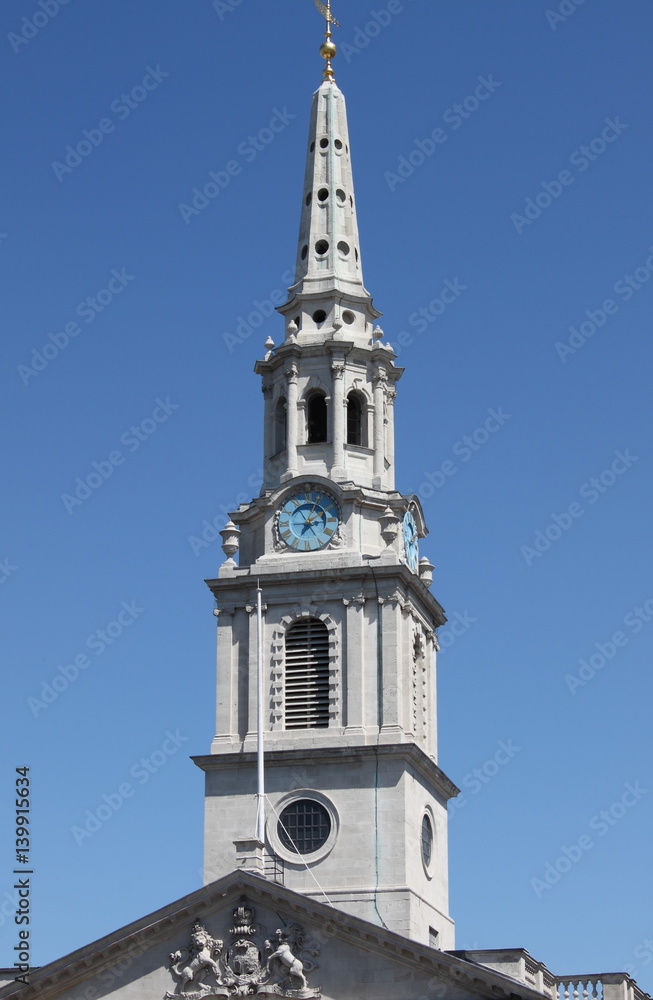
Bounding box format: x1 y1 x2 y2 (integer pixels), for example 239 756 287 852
314 0 340 81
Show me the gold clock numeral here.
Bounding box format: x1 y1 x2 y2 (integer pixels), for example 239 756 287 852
324 528 333 537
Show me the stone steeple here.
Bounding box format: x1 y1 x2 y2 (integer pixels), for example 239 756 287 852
256 62 401 492
277 76 379 333
199 19 457 951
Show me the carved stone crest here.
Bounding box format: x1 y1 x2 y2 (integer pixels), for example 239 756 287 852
166 900 321 999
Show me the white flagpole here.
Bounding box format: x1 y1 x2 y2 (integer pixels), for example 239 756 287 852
256 580 265 844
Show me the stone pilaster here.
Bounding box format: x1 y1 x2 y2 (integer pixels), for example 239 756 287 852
331 360 345 480
282 364 299 481
373 368 387 489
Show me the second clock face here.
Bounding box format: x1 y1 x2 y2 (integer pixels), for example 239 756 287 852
278 491 340 551
403 509 419 572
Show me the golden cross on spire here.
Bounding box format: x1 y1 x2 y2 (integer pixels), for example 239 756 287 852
314 0 340 80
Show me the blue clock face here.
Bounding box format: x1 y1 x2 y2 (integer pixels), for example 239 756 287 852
403 510 419 572
278 491 340 551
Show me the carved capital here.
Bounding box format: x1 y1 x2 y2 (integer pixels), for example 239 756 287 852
261 383 273 398
331 363 345 380
343 594 366 607
373 367 388 388
213 604 236 617
285 364 298 384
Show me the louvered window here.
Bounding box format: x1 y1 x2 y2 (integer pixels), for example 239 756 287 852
285 618 330 729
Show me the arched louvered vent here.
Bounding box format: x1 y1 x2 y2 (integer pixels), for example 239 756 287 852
285 618 330 729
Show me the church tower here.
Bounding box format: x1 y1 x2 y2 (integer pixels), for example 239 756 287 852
195 7 459 951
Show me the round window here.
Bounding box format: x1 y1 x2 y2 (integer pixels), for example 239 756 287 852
278 799 331 855
421 813 434 871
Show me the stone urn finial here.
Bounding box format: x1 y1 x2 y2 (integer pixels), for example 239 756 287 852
419 556 434 587
219 520 241 563
380 506 399 544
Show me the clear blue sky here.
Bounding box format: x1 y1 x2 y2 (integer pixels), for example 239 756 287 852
1 0 653 989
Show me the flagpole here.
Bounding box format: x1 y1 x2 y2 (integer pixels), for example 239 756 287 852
256 580 265 844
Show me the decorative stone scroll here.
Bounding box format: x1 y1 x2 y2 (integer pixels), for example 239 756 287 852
166 901 321 999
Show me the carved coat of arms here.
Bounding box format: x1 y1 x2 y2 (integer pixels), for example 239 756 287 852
165 899 321 999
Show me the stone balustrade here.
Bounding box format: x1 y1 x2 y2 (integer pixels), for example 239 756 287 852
556 973 652 1000
450 949 652 1000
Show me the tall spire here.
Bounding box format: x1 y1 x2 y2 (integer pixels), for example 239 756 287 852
278 3 380 342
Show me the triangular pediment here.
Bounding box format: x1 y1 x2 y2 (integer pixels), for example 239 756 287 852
0 872 546 1000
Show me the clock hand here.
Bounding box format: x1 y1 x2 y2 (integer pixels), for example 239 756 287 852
305 496 323 521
